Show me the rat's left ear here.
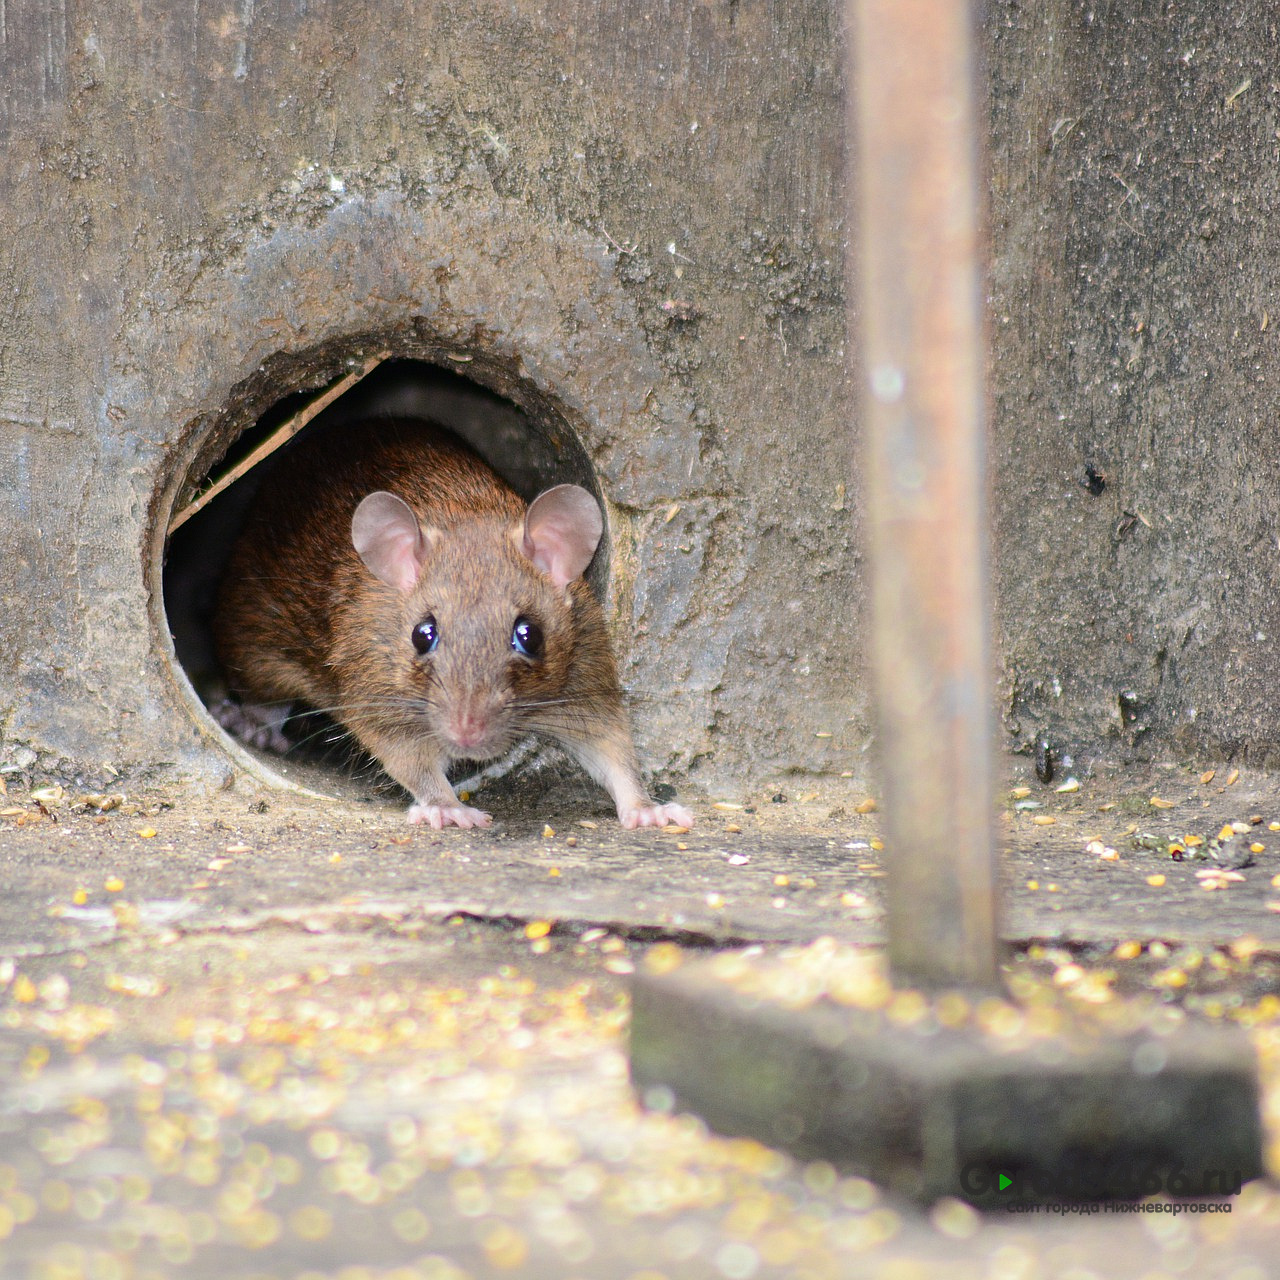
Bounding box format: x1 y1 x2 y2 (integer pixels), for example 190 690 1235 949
521 485 603 589
352 491 436 593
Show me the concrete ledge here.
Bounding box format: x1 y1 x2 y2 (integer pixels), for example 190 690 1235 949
630 959 1265 1204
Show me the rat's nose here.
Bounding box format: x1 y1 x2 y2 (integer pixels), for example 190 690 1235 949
447 710 491 752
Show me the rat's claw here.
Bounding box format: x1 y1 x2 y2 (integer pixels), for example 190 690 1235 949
619 802 694 830
213 699 292 755
407 802 493 829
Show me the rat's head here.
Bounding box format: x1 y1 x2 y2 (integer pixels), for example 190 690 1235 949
350 484 603 758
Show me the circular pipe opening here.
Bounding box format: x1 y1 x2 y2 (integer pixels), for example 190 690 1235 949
161 351 610 805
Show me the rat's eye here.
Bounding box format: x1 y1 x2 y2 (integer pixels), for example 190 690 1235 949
511 616 544 660
411 616 439 655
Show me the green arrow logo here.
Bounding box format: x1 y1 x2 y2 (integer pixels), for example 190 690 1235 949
998 1174 1012 1191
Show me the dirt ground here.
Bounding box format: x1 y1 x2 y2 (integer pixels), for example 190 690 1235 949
2 752 1280 1278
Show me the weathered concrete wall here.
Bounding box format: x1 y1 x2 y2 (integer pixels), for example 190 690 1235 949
987 1 1280 769
0 1 855 795
12 0 1274 802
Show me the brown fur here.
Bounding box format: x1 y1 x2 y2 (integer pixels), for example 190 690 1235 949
214 418 676 827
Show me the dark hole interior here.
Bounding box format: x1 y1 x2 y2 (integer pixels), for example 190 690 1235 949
163 357 605 805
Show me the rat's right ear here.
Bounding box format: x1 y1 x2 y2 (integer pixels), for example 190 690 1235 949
522 485 603 589
352 492 435 593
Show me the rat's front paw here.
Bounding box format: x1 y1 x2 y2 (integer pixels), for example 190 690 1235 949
212 699 291 754
619 802 694 830
407 801 493 829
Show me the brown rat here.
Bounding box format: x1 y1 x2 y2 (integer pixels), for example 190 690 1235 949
213 418 694 830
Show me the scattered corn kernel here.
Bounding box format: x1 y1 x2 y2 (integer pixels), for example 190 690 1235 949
644 943 684 975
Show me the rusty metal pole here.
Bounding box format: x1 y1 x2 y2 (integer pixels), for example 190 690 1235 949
849 0 999 988
632 9 1264 1185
